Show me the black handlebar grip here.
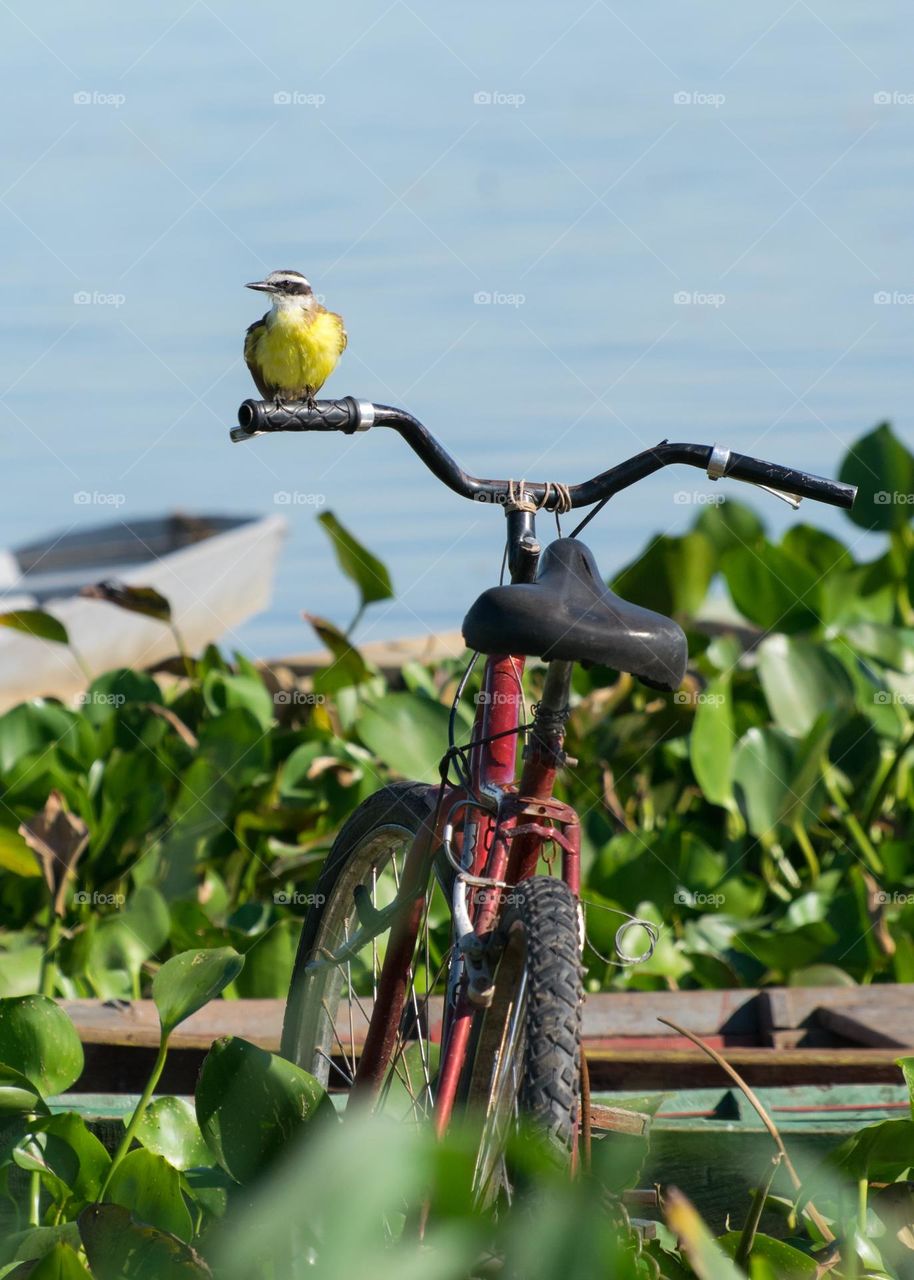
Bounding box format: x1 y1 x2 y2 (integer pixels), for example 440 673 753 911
235 397 363 437
723 449 857 510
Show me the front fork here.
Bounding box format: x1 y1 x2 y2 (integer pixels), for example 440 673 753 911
434 658 580 1135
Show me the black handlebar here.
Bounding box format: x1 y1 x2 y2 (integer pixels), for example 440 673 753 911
231 397 856 512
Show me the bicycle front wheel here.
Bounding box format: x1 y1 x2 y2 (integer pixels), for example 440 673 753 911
460 876 583 1204
281 782 449 1117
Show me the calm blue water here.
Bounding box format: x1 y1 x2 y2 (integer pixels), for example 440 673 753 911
2 2 912 658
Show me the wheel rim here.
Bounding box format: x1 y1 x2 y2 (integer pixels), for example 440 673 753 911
464 919 530 1205
284 821 449 1120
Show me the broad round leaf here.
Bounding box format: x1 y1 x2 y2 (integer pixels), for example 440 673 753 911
134 1097 210 1171
694 498 765 554
0 948 45 999
0 996 84 1096
201 672 273 730
79 1204 212 1279
35 1113 111 1206
612 531 715 619
788 964 856 988
842 622 914 674
732 727 795 836
0 702 82 777
9 1243 92 1278
839 421 914 532
757 634 854 737
195 1035 335 1183
13 1129 79 1197
356 692 451 784
104 1148 193 1241
780 524 853 578
689 675 735 809
152 948 244 1039
0 1064 50 1117
0 1223 82 1269
830 1117 914 1182
720 542 820 633
80 669 161 729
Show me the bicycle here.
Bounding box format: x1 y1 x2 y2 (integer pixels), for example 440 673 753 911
231 396 856 1201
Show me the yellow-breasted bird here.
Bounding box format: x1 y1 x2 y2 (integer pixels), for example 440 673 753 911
244 270 347 406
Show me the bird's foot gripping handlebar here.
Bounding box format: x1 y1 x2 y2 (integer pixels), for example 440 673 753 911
230 397 857 512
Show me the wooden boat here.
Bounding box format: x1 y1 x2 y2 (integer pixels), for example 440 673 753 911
0 513 286 711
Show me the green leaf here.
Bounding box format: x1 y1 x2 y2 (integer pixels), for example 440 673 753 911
788 964 856 987
0 1225 82 1269
12 1128 79 1193
134 1097 210 1171
305 615 374 696
232 918 299 999
317 510 393 610
0 1064 50 1117
775 714 832 831
612 531 716 619
0 948 44 999
0 611 68 646
689 675 735 809
79 1203 212 1279
195 1035 335 1183
839 421 914 532
720 542 820 633
757 634 854 737
0 702 82 777
0 827 41 879
79 670 161 728
0 995 84 1096
718 1233 816 1278
34 1114 111 1206
732 728 795 836
780 525 853 578
86 917 156 1002
694 498 765 554
201 672 273 730
196 708 270 776
829 713 881 789
103 1149 192 1241
8 1244 92 1278
830 1117 914 1181
356 691 451 783
152 948 244 1039
79 582 172 623
842 622 914 673
123 887 171 955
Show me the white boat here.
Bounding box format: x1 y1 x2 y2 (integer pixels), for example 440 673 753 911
0 513 287 712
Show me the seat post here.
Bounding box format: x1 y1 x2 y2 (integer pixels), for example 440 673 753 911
505 508 540 583
529 659 574 761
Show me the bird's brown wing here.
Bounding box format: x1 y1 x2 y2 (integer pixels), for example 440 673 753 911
244 315 272 399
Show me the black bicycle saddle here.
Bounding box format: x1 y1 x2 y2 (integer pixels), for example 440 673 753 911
462 538 687 691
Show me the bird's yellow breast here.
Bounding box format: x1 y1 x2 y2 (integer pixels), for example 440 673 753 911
248 307 346 397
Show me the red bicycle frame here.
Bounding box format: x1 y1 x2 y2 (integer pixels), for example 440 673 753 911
352 645 581 1137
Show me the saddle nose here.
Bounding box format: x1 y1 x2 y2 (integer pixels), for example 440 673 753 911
461 538 687 691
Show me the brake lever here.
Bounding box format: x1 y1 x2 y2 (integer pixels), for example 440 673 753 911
230 425 260 443
707 443 802 510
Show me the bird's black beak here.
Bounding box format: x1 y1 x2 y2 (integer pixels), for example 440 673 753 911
245 280 275 293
